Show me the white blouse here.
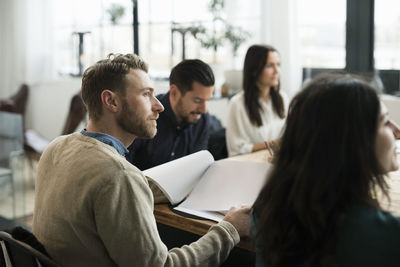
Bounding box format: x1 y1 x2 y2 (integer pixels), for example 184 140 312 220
226 91 288 157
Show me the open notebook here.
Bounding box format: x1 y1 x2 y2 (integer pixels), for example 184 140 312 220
143 150 271 222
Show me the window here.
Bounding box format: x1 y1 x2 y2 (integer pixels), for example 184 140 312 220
53 0 133 76
297 0 346 69
374 0 400 94
51 0 259 87
375 0 400 70
138 0 260 78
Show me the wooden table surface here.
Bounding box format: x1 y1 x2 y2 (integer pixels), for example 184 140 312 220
154 150 400 252
154 204 253 250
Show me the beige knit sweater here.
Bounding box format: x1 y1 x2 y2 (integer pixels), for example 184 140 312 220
33 133 239 266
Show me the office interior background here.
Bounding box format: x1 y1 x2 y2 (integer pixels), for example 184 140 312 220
1 0 400 142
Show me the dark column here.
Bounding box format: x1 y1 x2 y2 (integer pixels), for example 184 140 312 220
346 0 374 73
133 0 139 55
72 31 90 77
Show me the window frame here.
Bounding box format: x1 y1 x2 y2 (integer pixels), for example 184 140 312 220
302 0 400 95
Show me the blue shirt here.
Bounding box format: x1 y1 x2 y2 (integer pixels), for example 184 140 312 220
125 92 212 170
81 129 128 156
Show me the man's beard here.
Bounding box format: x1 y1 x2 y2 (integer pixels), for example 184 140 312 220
117 98 157 139
176 98 201 124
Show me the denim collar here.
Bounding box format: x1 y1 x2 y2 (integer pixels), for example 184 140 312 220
80 129 129 156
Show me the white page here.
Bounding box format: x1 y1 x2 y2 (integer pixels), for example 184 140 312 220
143 150 214 204
178 159 271 211
173 206 225 222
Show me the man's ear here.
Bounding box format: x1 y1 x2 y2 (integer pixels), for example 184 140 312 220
101 90 119 113
169 84 181 103
170 84 180 97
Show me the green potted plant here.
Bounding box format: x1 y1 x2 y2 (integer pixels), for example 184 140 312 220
189 0 250 64
107 3 125 25
187 0 250 96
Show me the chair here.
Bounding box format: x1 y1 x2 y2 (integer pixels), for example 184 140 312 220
0 84 29 116
0 230 58 267
61 92 87 135
208 115 228 160
0 111 25 219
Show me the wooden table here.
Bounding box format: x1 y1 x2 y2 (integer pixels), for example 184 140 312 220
154 203 253 251
153 150 400 257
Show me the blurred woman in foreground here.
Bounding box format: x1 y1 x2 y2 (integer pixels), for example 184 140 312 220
252 73 400 267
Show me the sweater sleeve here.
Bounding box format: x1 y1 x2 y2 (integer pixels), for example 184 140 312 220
93 168 240 267
226 95 255 156
148 177 169 204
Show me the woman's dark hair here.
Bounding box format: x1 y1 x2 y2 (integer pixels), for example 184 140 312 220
243 44 285 127
252 72 388 266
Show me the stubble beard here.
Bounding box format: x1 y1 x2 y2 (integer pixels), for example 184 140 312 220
117 98 157 139
176 98 200 125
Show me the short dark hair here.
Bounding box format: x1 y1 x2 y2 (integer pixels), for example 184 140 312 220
253 72 386 266
169 59 215 95
81 53 148 121
243 44 285 126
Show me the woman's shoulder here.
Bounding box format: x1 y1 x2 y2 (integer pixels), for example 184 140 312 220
338 203 400 247
344 203 400 226
230 91 245 102
336 204 400 265
228 91 245 109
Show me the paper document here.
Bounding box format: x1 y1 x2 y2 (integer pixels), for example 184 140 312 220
144 150 271 221
143 151 214 204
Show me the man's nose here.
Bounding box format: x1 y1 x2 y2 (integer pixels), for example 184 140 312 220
274 65 280 74
152 97 164 113
198 101 207 114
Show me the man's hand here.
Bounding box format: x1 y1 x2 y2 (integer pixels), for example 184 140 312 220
223 205 251 238
389 119 400 139
267 138 281 154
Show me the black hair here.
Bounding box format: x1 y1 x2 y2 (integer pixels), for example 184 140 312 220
253 72 387 266
169 59 215 95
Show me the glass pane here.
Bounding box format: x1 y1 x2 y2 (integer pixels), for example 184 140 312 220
53 0 133 76
375 0 400 70
297 0 346 69
138 0 259 84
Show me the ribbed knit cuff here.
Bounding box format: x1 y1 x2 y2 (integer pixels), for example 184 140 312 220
212 220 240 245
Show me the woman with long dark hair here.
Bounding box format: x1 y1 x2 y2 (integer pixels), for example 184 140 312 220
251 73 400 267
226 44 287 157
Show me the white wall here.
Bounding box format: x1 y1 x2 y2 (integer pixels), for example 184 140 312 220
261 0 302 98
24 78 230 142
0 0 53 99
26 78 82 141
22 79 400 145
207 98 230 127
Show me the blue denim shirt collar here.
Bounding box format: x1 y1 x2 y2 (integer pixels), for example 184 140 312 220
81 129 129 156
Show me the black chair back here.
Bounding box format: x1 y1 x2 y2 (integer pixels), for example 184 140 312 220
0 230 58 267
